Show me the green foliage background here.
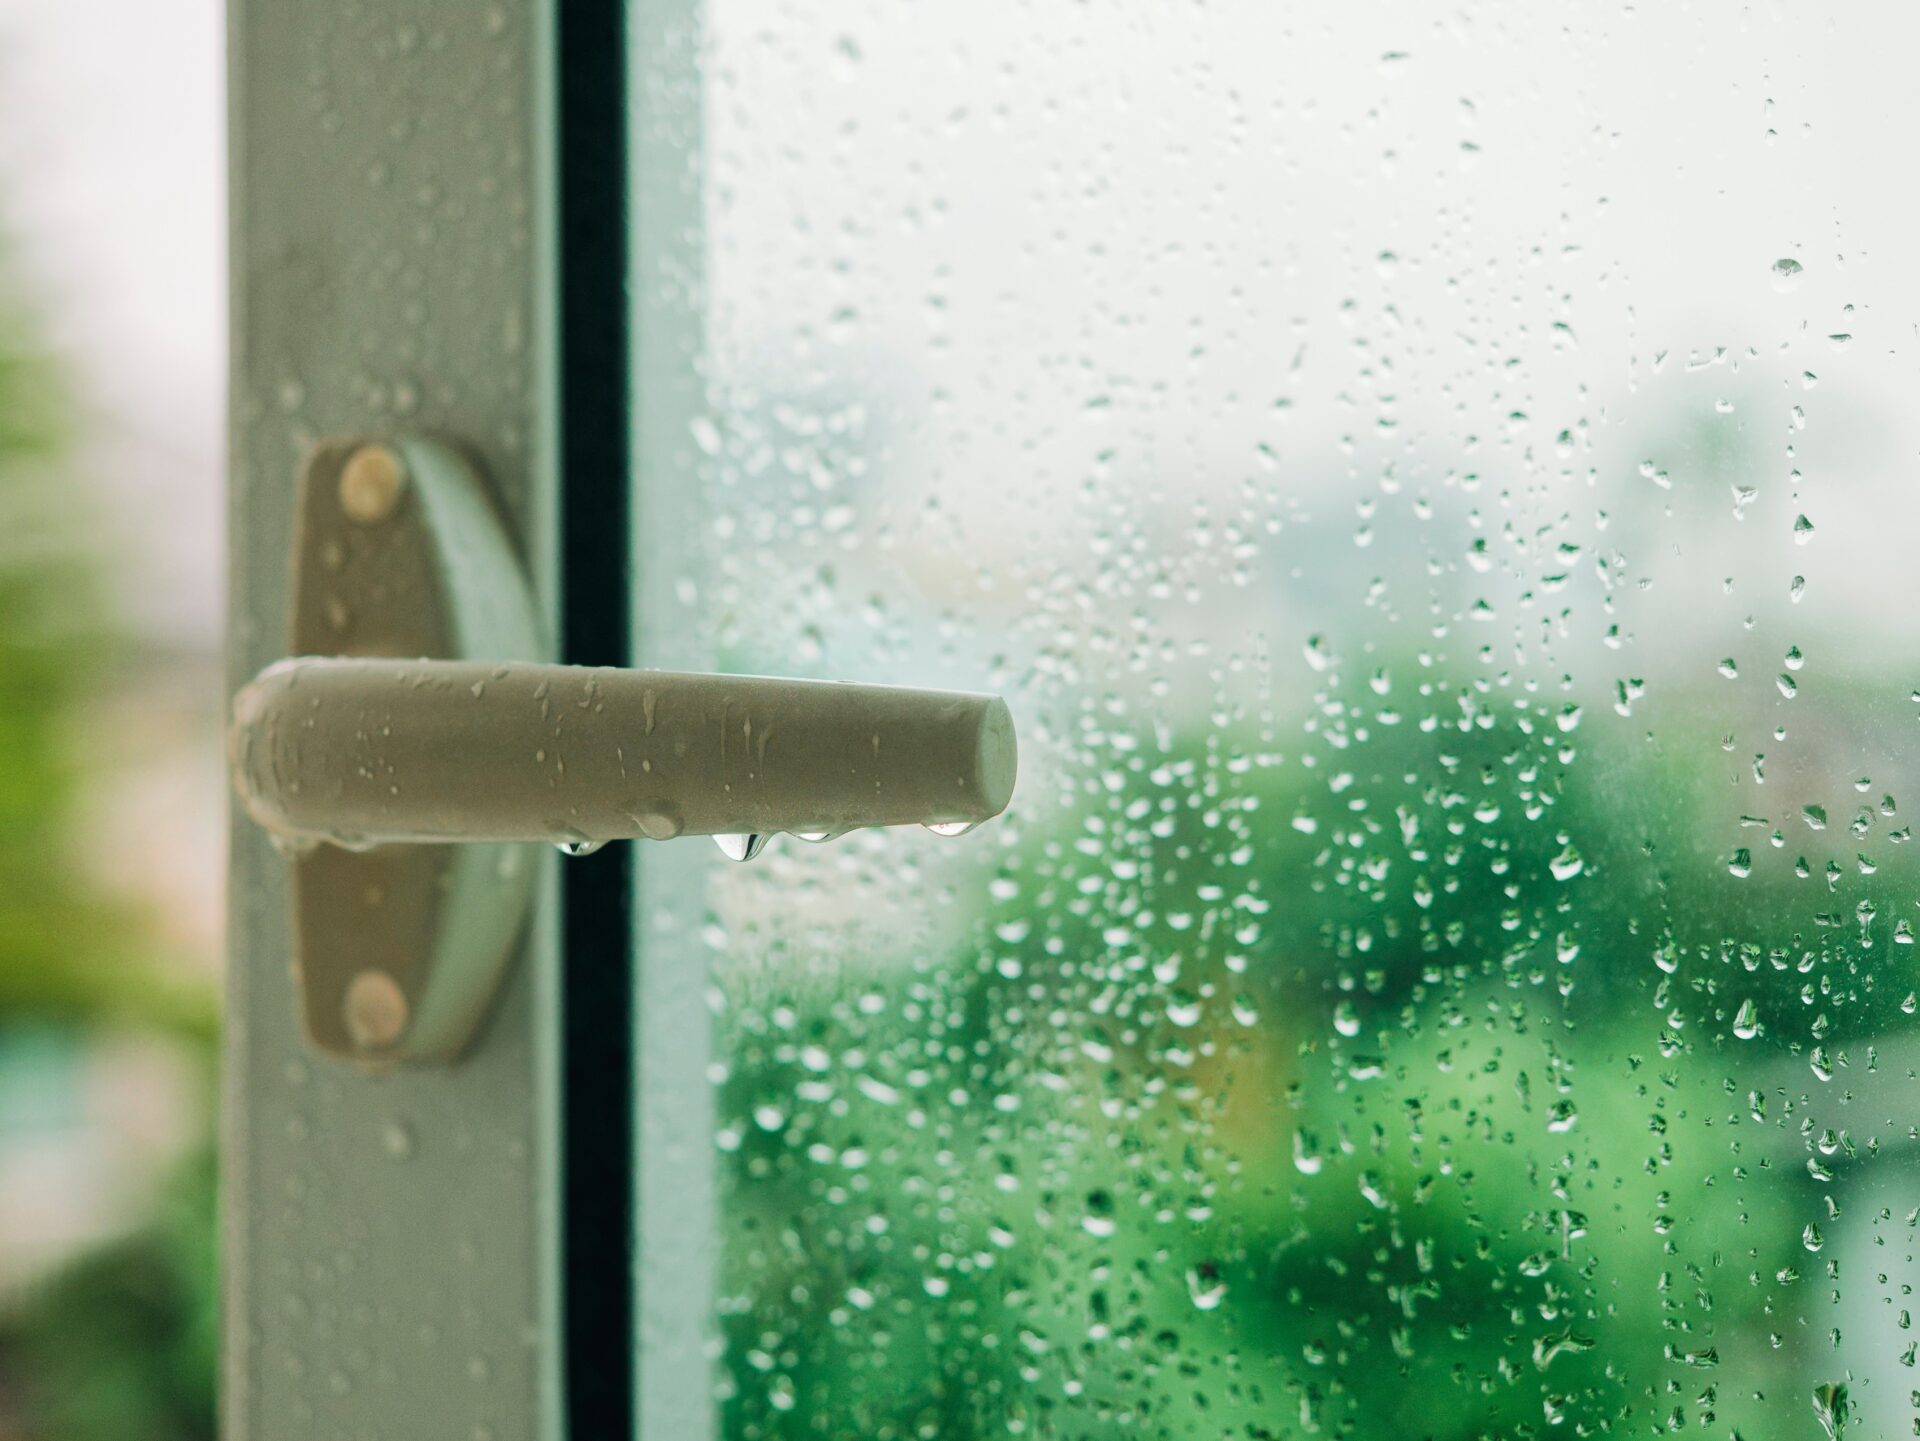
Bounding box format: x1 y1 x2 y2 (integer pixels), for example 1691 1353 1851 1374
0 249 216 1441
711 678 1893 1439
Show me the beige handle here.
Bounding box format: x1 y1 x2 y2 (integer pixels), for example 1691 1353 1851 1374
231 657 1017 851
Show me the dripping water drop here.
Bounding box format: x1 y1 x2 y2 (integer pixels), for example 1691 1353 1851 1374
715 833 768 862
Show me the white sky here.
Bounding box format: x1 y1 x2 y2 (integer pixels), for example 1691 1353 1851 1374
0 0 225 651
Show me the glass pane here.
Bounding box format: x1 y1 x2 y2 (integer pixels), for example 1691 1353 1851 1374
640 5 1920 1434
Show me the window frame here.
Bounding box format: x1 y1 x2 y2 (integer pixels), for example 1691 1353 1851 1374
225 3 566 1437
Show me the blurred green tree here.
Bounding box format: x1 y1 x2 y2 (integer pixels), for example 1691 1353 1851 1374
0 240 216 1439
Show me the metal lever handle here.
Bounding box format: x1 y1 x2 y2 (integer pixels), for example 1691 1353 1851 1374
236 434 1018 1068
232 657 1017 851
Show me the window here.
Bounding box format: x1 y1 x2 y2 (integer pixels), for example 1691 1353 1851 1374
224 4 1920 1437
653 5 1920 1435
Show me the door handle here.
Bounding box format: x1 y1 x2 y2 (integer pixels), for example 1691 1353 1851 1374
231 436 1017 1067
231 658 1016 853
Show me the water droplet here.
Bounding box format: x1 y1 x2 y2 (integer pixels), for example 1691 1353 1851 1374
269 831 320 860
1771 256 1804 291
1812 1381 1850 1439
715 833 768 862
629 805 684 841
832 32 863 76
1186 1263 1227 1310
557 837 606 857
1729 848 1753 878
1532 1329 1596 1369
383 1119 415 1160
1081 1190 1117 1238
1803 1222 1825 1252
924 820 977 837
1733 998 1760 1039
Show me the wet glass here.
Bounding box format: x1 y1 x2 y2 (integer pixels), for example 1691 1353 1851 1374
638 5 1920 1434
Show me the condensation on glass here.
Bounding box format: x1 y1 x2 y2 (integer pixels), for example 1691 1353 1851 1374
643 4 1920 1434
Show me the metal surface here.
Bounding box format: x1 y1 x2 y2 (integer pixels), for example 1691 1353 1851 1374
226 2 562 1436
233 658 1017 847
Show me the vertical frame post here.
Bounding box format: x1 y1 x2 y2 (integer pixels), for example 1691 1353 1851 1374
225 4 563 1438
